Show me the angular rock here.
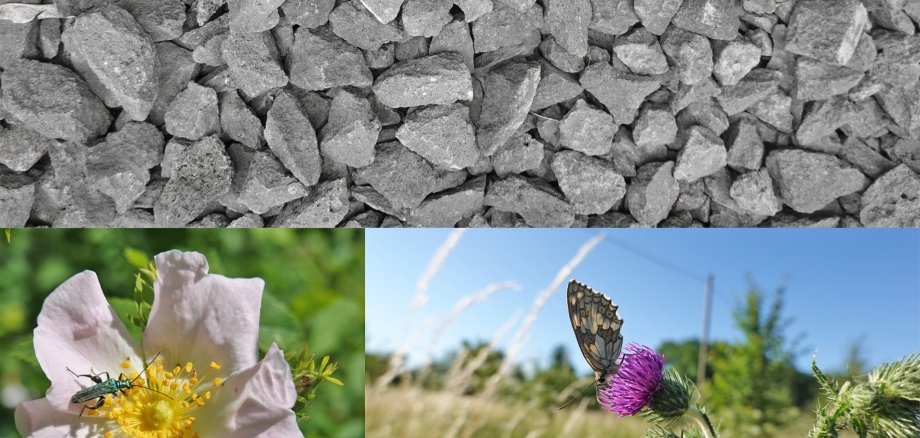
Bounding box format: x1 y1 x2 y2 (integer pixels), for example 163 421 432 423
265 90 322 187
671 77 721 113
725 119 763 172
673 126 728 182
796 97 852 147
222 31 288 96
613 27 669 75
373 53 472 108
715 68 777 115
729 169 782 216
394 36 430 62
842 99 887 138
626 161 679 226
580 62 660 125
492 133 544 177
189 213 230 228
471 4 543 53
483 175 575 227
282 0 336 28
86 122 164 214
150 42 199 126
794 57 864 101
0 125 54 172
713 39 761 86
227 0 284 33
660 27 712 84
359 0 404 23
531 62 584 110
272 178 349 227
164 82 220 141
320 89 381 168
748 91 793 133
634 0 682 35
329 1 405 51
785 0 869 66
552 150 626 214
766 149 869 213
454 0 493 23
590 0 639 35
117 0 185 42
401 0 452 37
633 106 677 148
407 176 486 227
287 27 373 91
226 213 264 228
539 36 585 74
859 164 920 227
222 144 308 215
838 137 895 178
364 43 397 70
559 99 616 156
477 61 541 155
61 4 158 121
893 138 920 174
0 17 38 69
672 0 740 41
0 177 34 227
0 60 111 143
396 103 479 170
356 141 439 210
219 91 263 149
544 0 592 57
677 98 729 135
430 20 475 71
154 136 232 226
38 19 61 60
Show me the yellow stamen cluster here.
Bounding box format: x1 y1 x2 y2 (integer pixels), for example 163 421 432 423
89 356 227 438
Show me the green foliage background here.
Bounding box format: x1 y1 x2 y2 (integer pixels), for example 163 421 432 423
0 229 364 438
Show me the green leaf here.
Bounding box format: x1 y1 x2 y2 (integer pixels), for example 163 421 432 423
124 248 149 269
4 228 10 244
324 376 344 386
108 296 143 340
10 336 37 366
258 292 301 352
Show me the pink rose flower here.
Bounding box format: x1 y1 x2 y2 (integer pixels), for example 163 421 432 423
15 250 301 437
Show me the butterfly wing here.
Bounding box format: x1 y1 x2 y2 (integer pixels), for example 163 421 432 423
566 280 624 380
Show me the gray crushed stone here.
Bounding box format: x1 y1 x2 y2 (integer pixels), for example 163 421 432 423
0 0 917 228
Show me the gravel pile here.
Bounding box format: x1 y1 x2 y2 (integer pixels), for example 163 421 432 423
1 0 919 227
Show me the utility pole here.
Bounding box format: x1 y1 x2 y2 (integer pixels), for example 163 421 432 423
696 274 714 390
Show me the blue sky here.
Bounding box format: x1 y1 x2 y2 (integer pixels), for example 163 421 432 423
366 229 920 375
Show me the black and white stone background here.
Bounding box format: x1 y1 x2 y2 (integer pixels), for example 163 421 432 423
0 0 919 228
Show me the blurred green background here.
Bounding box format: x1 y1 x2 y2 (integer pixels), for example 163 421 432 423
0 229 364 438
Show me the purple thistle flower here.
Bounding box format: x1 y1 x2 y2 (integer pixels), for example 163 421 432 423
598 343 666 416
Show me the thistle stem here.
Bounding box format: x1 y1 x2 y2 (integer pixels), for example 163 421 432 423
688 406 718 438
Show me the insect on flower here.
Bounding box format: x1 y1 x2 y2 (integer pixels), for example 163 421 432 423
566 279 625 406
67 352 173 417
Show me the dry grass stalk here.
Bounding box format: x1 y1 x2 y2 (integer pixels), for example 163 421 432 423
484 233 606 397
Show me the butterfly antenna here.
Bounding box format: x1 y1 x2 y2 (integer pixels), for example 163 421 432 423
557 379 596 410
130 352 162 385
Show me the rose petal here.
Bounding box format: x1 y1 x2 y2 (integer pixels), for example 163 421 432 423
248 414 302 438
194 344 299 437
34 271 142 414
144 250 264 374
16 397 116 437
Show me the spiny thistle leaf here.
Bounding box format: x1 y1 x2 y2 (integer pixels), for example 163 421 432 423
811 353 920 438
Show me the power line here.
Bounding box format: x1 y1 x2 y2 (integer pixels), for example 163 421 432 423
587 232 708 283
